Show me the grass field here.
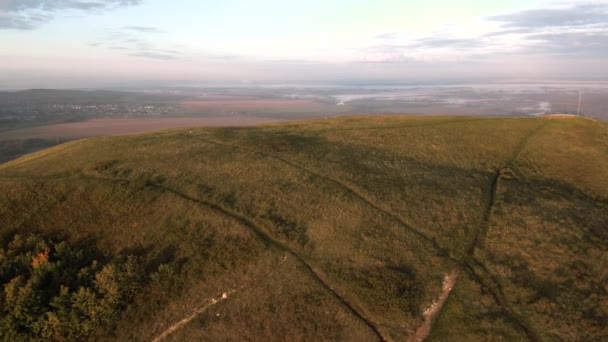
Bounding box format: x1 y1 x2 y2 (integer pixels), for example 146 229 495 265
0 115 606 341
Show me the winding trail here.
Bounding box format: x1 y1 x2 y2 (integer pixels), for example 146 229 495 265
75 170 389 342
455 122 548 342
3 118 562 341
466 121 547 256
465 259 541 342
133 119 545 342
407 121 548 341
151 183 389 342
197 136 450 259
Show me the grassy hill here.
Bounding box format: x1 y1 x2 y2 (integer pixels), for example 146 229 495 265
0 115 606 341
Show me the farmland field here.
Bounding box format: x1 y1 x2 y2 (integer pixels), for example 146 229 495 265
0 116 284 141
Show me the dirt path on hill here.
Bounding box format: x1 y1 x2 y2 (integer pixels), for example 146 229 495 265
406 120 541 341
151 289 239 342
151 256 288 342
408 271 459 342
76 170 389 342
152 184 389 341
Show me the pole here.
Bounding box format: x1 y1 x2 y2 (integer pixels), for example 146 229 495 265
577 89 582 116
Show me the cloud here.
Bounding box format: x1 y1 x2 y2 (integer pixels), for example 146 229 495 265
412 2 608 56
1 0 142 12
374 32 398 40
0 11 50 29
489 3 608 28
123 25 165 33
484 2 608 58
91 27 181 60
524 32 608 56
127 51 178 60
207 55 241 60
358 3 608 65
483 27 532 37
363 51 401 62
0 0 143 30
360 31 495 63
411 37 483 49
357 44 412 63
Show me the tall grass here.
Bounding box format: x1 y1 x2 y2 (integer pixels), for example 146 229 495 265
1 115 606 340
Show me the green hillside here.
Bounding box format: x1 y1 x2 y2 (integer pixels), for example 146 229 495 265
1 115 607 341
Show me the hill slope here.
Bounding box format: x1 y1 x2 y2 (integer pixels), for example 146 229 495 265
1 115 607 341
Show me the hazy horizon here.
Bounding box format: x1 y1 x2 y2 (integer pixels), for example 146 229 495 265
2 0 608 89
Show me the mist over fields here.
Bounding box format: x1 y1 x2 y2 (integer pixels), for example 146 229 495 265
1 81 607 163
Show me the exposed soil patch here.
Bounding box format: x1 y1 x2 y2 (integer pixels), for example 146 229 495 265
151 289 239 342
408 271 459 342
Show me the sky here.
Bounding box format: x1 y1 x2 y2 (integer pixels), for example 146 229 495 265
1 0 607 88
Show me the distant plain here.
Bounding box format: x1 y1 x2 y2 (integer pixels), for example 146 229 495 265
1 83 607 163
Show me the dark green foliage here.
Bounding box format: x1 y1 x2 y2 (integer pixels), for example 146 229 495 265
334 265 423 315
263 210 309 246
0 234 145 341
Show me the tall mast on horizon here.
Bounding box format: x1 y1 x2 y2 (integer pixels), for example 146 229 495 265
577 89 582 116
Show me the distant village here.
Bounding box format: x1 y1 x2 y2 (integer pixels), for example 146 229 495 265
0 103 181 127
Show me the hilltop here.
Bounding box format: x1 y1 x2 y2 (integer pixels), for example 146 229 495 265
1 115 607 341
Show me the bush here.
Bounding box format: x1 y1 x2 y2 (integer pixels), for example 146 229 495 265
0 234 145 341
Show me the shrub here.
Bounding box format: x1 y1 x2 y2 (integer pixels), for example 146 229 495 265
0 234 145 341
